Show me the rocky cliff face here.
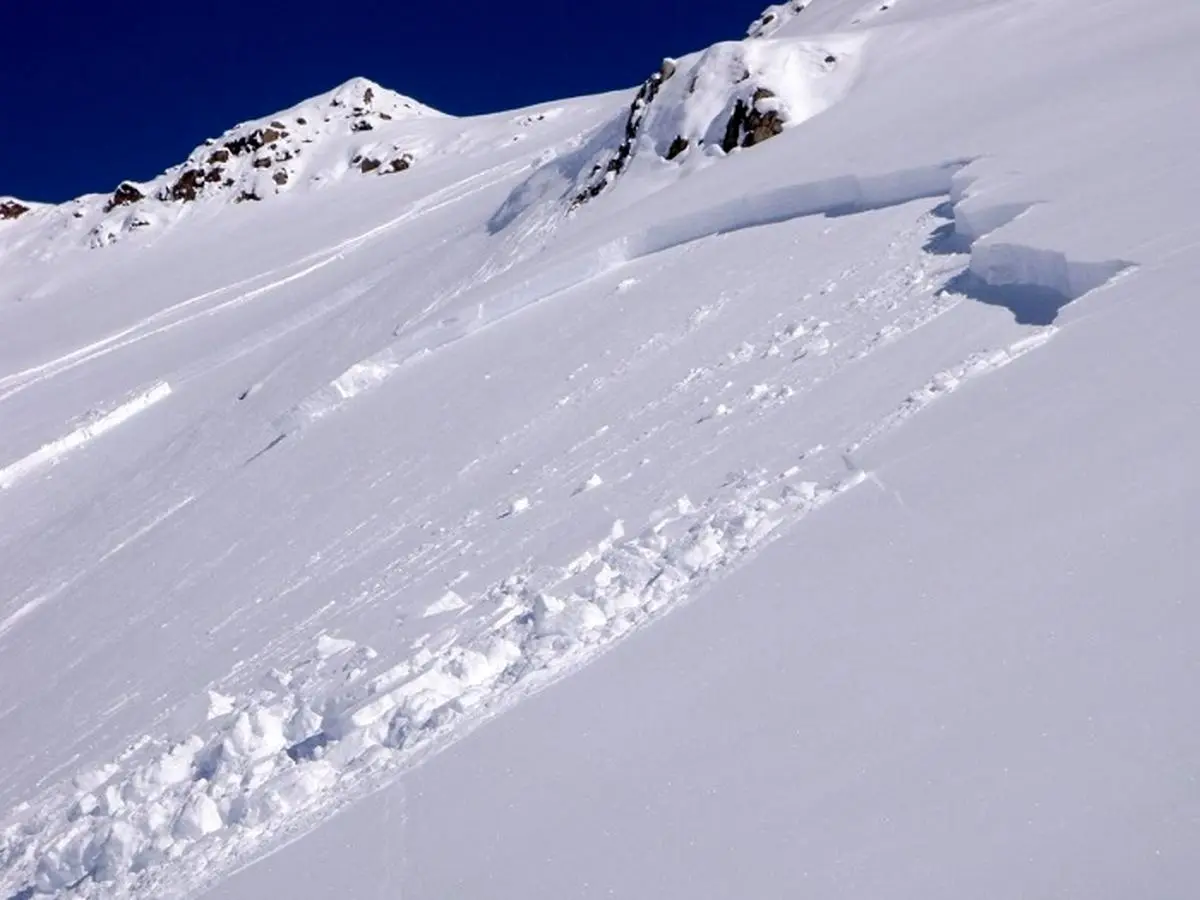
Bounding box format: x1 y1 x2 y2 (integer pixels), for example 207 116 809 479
81 77 442 247
562 33 854 211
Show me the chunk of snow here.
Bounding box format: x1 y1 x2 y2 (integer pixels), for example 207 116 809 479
424 591 468 617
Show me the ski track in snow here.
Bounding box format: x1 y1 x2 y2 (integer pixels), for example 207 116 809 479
0 382 172 492
0 157 529 406
0 491 197 652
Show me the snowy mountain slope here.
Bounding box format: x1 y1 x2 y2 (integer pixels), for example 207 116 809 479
2 0 1198 897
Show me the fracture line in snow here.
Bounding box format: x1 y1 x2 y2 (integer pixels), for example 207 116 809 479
0 382 172 491
272 161 974 438
0 493 197 646
273 156 1125 444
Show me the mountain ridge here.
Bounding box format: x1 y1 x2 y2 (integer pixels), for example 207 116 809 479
0 1 858 252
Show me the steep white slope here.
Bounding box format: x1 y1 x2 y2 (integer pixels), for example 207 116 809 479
1 0 1198 897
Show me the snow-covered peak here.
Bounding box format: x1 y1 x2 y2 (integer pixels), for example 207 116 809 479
494 33 859 230
13 77 447 250
318 76 442 120
748 0 909 38
747 0 818 38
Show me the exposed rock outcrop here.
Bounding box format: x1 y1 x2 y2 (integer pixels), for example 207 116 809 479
353 150 414 175
104 183 145 212
168 170 207 202
70 76 441 251
665 136 690 160
0 199 30 220
721 88 786 152
556 37 845 215
747 1 815 38
385 153 414 174
225 127 286 157
571 58 678 209
12 75 447 253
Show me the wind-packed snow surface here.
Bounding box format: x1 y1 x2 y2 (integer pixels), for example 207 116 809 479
1 0 1197 897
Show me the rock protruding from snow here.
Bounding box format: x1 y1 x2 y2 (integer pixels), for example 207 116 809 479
721 87 786 152
0 198 32 221
103 182 146 212
564 37 858 210
80 77 443 247
747 1 817 38
571 58 680 208
165 77 434 205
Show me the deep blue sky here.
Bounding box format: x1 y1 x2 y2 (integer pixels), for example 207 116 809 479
1 1 763 203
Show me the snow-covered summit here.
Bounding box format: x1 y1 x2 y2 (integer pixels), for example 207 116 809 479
748 0 911 37
84 77 444 247
747 0 818 38
492 31 858 233
0 77 447 251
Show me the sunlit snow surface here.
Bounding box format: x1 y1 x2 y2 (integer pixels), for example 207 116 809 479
1 1 1196 897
